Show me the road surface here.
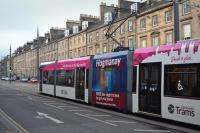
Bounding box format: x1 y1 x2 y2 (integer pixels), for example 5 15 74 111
0 81 199 133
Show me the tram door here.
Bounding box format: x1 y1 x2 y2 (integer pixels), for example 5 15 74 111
75 67 85 100
139 63 161 115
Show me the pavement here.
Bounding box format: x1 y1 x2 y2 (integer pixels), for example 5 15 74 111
0 80 199 133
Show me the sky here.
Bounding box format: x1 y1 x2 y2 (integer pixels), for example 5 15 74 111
0 0 119 59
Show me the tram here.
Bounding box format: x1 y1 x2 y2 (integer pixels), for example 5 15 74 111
132 39 200 126
39 39 200 126
39 56 91 103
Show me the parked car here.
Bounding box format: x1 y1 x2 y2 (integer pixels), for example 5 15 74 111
4 77 10 81
1 76 6 80
29 78 38 83
1 76 15 81
20 77 29 82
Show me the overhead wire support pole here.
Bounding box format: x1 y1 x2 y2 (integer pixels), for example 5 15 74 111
9 44 11 84
105 8 119 37
110 13 133 37
105 7 134 47
109 36 121 46
37 27 40 82
173 0 180 42
105 8 121 47
54 40 58 97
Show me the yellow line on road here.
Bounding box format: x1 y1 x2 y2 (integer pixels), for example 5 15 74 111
0 109 29 133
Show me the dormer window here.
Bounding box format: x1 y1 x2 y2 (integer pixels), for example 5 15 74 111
45 38 49 43
65 30 70 37
82 21 88 29
73 26 79 33
104 12 112 24
131 3 138 14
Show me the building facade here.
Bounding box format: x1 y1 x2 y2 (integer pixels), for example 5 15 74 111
3 0 199 79
0 56 9 77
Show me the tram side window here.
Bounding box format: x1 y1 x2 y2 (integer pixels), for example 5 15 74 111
140 66 148 92
43 71 48 84
132 66 137 93
164 64 200 98
56 70 66 86
66 70 75 87
43 71 54 84
56 70 75 87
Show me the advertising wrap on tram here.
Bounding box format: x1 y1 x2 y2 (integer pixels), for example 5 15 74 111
92 51 128 111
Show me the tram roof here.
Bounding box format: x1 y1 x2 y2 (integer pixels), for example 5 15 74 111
94 51 129 60
39 61 55 67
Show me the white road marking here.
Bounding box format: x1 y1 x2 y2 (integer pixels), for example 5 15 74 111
85 114 110 117
68 109 92 112
27 97 37 101
75 113 117 126
36 112 64 124
57 105 79 108
41 101 66 106
0 94 23 96
42 101 58 104
46 103 67 106
44 103 64 110
37 99 56 103
134 129 171 132
106 120 136 124
16 93 24 96
35 116 44 119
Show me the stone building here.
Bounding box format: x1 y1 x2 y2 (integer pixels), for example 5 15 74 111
136 0 200 48
6 0 200 79
0 56 9 77
179 0 200 40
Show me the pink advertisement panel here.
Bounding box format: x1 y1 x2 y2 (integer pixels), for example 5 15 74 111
133 39 200 65
41 56 90 71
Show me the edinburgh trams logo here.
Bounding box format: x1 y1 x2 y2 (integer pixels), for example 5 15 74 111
168 104 175 114
168 104 195 117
